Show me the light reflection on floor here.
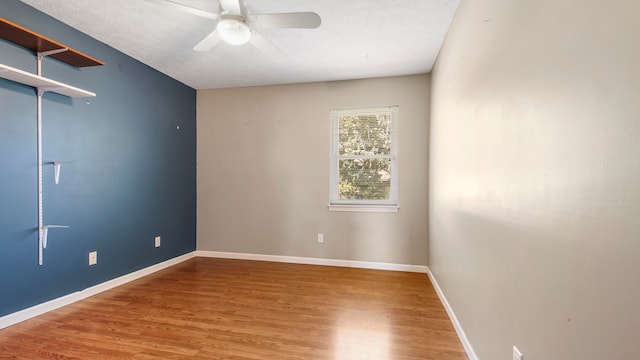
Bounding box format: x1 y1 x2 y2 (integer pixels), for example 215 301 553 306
334 310 391 360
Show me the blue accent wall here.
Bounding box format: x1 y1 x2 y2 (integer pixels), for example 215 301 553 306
0 1 197 316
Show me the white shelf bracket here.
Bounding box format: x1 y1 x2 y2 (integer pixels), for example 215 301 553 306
42 225 70 249
39 225 70 265
51 161 74 185
53 162 61 185
36 48 68 76
38 48 68 57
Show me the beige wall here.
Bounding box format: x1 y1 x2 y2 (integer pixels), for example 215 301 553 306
197 75 430 265
430 0 640 359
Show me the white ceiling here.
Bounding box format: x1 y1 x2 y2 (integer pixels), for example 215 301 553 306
19 0 460 90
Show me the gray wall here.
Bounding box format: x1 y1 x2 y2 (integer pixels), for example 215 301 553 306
429 0 640 359
197 75 430 265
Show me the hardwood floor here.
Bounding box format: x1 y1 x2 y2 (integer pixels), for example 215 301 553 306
0 258 467 359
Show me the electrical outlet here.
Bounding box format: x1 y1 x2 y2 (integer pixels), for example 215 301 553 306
155 236 161 248
513 346 523 360
88 251 97 266
317 233 324 243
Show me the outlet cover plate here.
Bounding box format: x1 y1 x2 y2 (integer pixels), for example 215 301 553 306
155 236 161 248
317 233 324 243
513 346 523 360
89 251 97 266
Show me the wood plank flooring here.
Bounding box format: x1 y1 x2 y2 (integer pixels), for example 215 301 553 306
0 258 467 359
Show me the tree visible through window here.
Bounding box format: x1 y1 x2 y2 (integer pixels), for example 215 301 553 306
330 106 398 207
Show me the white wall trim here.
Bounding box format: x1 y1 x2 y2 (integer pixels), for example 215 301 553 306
196 250 427 273
0 251 196 330
426 266 479 360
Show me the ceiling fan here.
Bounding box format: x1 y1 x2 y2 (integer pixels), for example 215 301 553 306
146 0 321 62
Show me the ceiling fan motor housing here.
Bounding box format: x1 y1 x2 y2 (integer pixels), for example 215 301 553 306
217 14 251 45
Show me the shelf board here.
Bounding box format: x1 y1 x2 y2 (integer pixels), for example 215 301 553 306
0 17 104 68
0 63 95 97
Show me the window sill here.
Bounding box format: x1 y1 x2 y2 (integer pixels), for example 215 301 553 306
328 204 399 213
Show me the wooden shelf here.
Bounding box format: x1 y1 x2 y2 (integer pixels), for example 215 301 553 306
0 17 104 68
0 63 95 97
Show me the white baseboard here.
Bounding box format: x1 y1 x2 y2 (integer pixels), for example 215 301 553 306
0 251 196 330
196 250 428 273
426 267 478 360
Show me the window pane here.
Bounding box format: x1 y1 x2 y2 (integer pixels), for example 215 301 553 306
339 158 391 200
339 114 391 156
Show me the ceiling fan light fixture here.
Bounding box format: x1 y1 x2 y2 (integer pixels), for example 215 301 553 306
217 18 251 46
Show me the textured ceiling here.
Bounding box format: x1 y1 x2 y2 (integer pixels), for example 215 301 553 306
19 0 460 90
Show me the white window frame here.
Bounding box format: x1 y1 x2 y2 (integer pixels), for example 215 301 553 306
329 106 399 212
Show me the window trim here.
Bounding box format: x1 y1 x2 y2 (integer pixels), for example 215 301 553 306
327 204 399 213
329 106 399 211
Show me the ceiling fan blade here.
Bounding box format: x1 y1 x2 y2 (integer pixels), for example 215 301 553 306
220 0 242 15
194 30 222 52
249 12 321 29
144 0 219 20
249 30 286 63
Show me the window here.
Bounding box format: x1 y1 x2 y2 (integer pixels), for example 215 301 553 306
329 106 399 211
